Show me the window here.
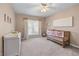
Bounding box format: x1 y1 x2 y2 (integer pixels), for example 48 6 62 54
28 20 40 35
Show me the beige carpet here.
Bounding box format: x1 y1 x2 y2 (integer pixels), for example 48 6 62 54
21 37 79 56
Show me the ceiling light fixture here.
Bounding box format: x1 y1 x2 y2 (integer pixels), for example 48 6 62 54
40 3 49 12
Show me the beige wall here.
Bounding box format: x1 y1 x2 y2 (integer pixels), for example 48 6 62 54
15 14 45 38
0 4 15 55
46 5 79 46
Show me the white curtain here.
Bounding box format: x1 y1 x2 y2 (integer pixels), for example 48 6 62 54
28 20 40 35
24 19 41 39
24 20 28 40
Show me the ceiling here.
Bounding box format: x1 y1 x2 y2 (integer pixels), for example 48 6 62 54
11 3 79 17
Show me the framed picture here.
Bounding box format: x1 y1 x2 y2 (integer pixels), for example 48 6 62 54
53 17 73 27
10 18 11 23
7 16 9 22
4 13 6 22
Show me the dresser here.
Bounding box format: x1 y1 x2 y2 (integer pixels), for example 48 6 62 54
2 32 21 56
47 29 70 47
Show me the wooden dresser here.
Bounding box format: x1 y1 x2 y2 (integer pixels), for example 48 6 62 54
47 29 70 48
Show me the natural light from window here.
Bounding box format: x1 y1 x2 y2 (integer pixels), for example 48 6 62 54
28 20 40 35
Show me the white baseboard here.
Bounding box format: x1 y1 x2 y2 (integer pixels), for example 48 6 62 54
70 43 79 48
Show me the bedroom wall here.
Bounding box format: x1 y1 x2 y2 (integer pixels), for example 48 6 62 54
0 4 15 55
46 5 79 47
15 14 45 38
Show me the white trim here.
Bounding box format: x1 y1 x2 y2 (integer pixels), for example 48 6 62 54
70 43 79 48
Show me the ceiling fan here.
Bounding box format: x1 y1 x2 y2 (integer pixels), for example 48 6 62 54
40 3 55 12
